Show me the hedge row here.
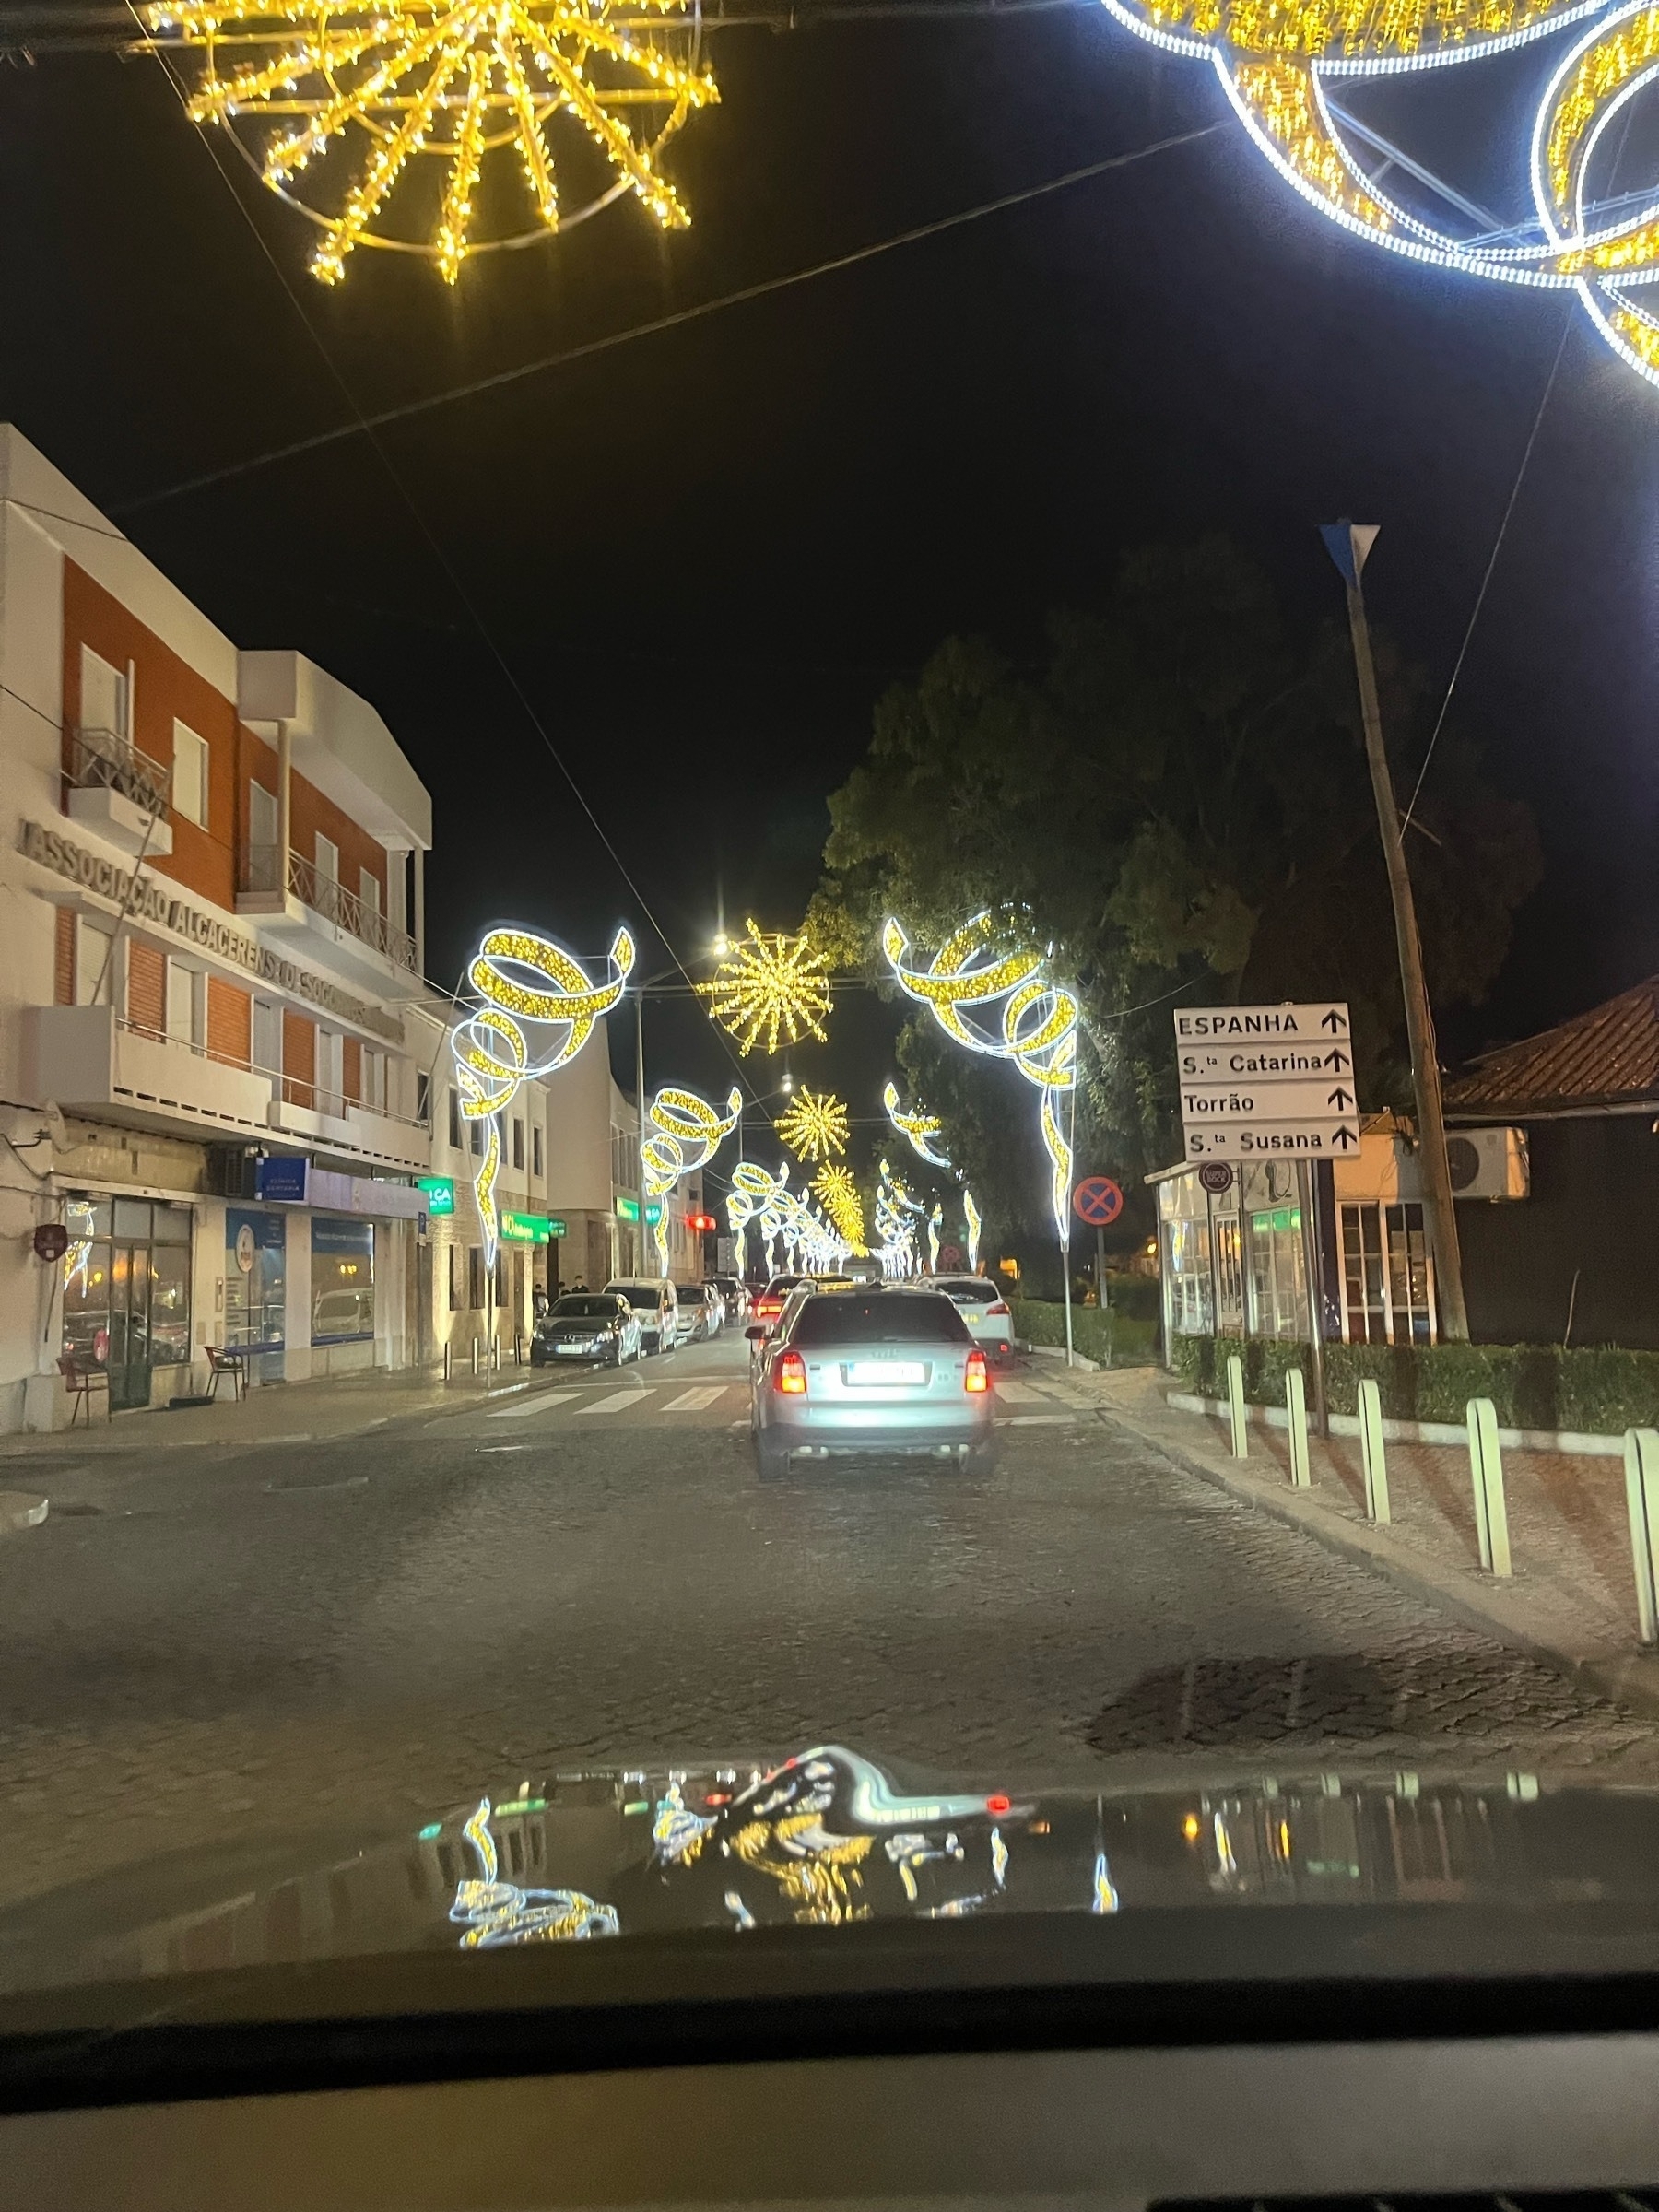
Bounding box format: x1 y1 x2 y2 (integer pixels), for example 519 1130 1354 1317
1171 1334 1659 1437
1010 1300 1159 1369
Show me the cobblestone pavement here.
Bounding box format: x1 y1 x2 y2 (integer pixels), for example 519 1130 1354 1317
1 1337 1654 1923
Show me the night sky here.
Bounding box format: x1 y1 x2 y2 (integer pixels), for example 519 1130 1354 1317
2 0 1655 1119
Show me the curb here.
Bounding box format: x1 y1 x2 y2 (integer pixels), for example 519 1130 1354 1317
1104 1396 1659 1726
0 1492 48 1533
1019 1341 1100 1373
1168 1389 1627 1460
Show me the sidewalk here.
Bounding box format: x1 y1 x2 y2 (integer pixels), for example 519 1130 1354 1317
0 1359 547 1465
1061 1362 1659 1722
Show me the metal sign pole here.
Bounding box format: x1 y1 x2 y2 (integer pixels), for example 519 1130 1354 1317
1299 1159 1328 1439
1062 1078 1077 1366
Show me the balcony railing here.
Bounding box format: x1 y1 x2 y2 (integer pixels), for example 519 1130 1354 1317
68 725 172 821
241 842 417 974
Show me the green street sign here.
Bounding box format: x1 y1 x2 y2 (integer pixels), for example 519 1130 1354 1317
615 1195 640 1223
546 1217 567 1238
500 1210 552 1245
417 1176 455 1217
644 1201 663 1225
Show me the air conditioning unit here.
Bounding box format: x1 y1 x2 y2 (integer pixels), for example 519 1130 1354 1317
1446 1125 1529 1201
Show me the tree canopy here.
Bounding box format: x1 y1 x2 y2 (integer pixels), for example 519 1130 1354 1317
812 538 1541 1256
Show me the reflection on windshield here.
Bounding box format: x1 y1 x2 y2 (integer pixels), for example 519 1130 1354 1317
448 1799 619 1949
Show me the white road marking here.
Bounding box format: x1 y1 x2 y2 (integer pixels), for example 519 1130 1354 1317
664 1386 726 1413
577 1388 655 1416
488 1390 583 1420
997 1412 1077 1426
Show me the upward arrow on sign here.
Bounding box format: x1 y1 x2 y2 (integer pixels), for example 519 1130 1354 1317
1332 1126 1359 1149
1326 1086 1354 1111
1321 1047 1351 1072
1321 1009 1349 1034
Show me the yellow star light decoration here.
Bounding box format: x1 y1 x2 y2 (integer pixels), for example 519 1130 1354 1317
811 1165 867 1253
697 918 833 1056
775 1086 849 1164
144 1 717 285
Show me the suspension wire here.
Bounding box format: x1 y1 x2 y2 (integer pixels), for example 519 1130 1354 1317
1397 307 1571 838
116 123 1223 513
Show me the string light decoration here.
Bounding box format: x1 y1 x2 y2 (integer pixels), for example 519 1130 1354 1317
926 1202 942 1276
641 1084 741 1276
883 912 1078 1247
1099 0 1659 388
452 922 634 1264
776 1086 850 1163
963 1189 982 1275
144 2 716 286
726 1159 846 1274
880 1079 950 1169
696 918 834 1055
810 1163 867 1252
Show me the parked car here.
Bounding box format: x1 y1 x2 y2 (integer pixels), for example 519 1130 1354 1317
698 1282 724 1336
603 1279 678 1355
749 1274 806 1332
709 1275 748 1324
924 1276 1015 1362
532 1293 641 1368
747 1288 994 1480
671 1284 709 1343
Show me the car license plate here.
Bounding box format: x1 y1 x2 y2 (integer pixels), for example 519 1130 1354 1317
555 1343 585 1355
847 1361 925 1386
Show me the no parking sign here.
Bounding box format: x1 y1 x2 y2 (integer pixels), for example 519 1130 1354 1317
1072 1177 1123 1228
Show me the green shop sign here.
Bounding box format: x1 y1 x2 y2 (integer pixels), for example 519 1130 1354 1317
500 1210 556 1245
616 1195 640 1223
417 1176 455 1217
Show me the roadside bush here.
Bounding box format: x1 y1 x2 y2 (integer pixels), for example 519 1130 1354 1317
1010 1300 1158 1368
1170 1334 1659 1436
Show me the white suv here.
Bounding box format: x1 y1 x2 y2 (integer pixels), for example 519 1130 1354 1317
603 1279 678 1355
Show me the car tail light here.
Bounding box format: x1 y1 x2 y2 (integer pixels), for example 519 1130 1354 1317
985 1300 1010 1317
774 1349 807 1394
965 1348 989 1393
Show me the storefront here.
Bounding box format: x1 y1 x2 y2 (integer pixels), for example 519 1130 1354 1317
62 1195 194 1411
312 1216 374 1348
225 1208 287 1381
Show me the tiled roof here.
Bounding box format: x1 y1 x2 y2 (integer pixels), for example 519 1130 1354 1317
1445 977 1659 1116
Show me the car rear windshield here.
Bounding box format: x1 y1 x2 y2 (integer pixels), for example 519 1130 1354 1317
610 1285 663 1310
936 1279 999 1304
764 1277 806 1295
549 1297 619 1319
787 1293 971 1347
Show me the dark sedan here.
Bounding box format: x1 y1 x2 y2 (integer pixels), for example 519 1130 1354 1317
530 1293 642 1367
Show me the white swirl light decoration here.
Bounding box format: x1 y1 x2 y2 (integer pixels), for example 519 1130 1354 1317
882 913 1078 1248
883 1077 983 1277
453 924 634 1265
729 1159 845 1275
1098 0 1659 391
927 1203 943 1275
449 1799 619 1948
641 1085 741 1277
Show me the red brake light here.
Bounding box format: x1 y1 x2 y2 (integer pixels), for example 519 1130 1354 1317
965 1347 989 1393
985 1794 1011 1816
985 1300 1010 1317
774 1349 807 1394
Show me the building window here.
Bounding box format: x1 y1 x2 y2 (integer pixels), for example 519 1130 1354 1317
467 1246 485 1311
317 1030 344 1114
171 722 209 829
165 959 194 1046
532 1124 543 1178
470 1116 483 1159
512 1117 524 1171
448 1244 462 1312
1338 1202 1435 1347
76 916 112 1006
248 782 279 891
418 1070 430 1125
359 866 380 918
315 831 339 883
253 996 282 1077
495 1249 507 1307
78 645 129 740
312 1218 374 1344
448 1086 461 1150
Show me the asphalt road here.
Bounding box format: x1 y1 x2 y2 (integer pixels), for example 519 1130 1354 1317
0 1331 1654 1923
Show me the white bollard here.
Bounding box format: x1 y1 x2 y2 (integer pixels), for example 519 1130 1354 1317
1226 1352 1248 1459
442 1341 452 1383
1623 1428 1659 1646
1466 1396 1512 1577
1358 1377 1390 1525
1285 1366 1310 1488
471 1337 479 1377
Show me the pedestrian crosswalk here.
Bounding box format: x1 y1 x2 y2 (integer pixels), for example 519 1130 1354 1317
470 1365 1092 1431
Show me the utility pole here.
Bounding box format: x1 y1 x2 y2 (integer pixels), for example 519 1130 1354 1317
1320 521 1469 1342
635 989 648 1279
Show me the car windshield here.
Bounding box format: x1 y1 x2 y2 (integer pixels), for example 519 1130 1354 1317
5 4 1656 2054
787 1294 971 1347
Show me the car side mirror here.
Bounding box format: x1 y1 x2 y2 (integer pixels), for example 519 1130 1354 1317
745 1324 766 1341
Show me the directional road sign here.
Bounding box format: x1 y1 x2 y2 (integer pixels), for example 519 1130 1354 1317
1173 1002 1359 1161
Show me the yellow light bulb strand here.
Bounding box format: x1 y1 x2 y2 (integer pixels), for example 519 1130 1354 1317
265 10 454 182
437 48 492 283
312 32 469 283
497 22 559 228
640 1086 741 1273
515 9 690 227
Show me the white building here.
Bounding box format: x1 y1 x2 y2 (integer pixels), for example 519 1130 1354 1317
0 427 433 1429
